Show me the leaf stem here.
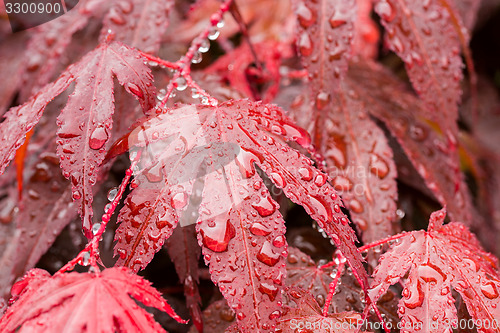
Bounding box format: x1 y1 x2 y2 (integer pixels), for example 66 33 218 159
357 232 407 253
145 0 234 109
322 251 345 316
56 151 142 274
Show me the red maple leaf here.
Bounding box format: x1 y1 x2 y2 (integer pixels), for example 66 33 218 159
369 208 500 332
114 100 368 331
0 267 185 332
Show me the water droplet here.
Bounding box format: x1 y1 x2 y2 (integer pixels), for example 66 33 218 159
251 196 276 217
316 294 325 306
356 218 368 231
331 175 352 191
156 211 173 229
208 27 220 40
220 307 235 322
440 286 449 295
118 0 133 13
200 219 236 252
349 199 364 213
72 191 81 200
82 252 90 266
171 192 188 209
92 223 101 235
282 123 311 147
126 82 144 99
108 8 125 25
369 154 389 179
259 282 278 301
296 3 315 27
270 172 286 188
27 189 40 200
325 136 347 168
272 235 286 248
329 11 347 28
117 248 127 259
298 166 313 181
107 187 118 201
391 36 404 53
199 39 210 53
315 91 330 110
298 32 313 57
314 173 327 186
310 196 332 222
235 148 263 178
269 310 280 320
89 126 109 150
480 281 499 299
375 0 396 22
175 77 187 91
249 222 272 236
409 125 427 141
191 51 202 64
257 241 280 267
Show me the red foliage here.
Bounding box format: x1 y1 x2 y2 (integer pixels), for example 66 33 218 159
0 0 499 332
0 267 185 332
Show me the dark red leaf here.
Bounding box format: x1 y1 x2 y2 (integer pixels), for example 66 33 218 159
347 59 475 224
101 0 175 54
324 86 398 243
294 0 356 96
374 0 463 137
18 8 91 101
166 224 202 332
0 148 77 301
119 100 367 331
369 208 500 332
277 287 361 333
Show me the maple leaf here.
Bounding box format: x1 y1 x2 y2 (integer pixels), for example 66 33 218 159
0 148 77 301
0 33 26 115
115 100 367 332
205 41 293 102
276 287 362 333
323 87 398 243
286 247 400 326
373 0 463 137
352 0 380 59
294 0 356 98
166 224 203 332
0 267 185 332
0 40 155 236
186 299 237 333
347 59 474 224
18 4 92 101
369 208 500 332
294 0 397 242
100 0 174 54
451 0 481 31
